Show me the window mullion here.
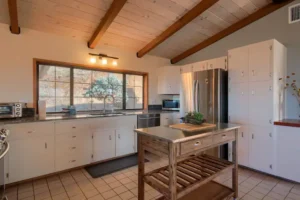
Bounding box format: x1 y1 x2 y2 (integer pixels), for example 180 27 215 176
70 68 74 106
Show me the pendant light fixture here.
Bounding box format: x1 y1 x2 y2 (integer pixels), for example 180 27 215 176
89 53 119 66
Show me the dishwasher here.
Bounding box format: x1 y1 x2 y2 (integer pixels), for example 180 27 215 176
137 114 160 128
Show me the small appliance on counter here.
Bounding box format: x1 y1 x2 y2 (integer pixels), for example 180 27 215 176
0 103 22 119
162 99 180 111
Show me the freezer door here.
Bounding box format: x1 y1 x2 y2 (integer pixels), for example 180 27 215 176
194 71 208 116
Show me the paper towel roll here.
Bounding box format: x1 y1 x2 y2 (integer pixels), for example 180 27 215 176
38 100 47 120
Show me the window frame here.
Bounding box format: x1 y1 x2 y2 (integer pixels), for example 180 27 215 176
33 59 148 113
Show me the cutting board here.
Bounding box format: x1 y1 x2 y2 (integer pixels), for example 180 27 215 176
169 123 216 132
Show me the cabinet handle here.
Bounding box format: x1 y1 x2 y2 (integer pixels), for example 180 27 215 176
109 135 112 140
71 147 76 150
269 119 272 124
252 134 254 139
269 133 272 138
241 71 244 77
118 134 120 139
72 136 76 138
194 141 201 146
222 134 227 138
71 160 76 163
241 132 244 138
72 126 76 129
45 143 47 149
28 131 33 134
252 70 255 76
269 86 272 91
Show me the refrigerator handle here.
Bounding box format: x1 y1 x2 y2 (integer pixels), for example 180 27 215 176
193 80 197 112
195 80 199 112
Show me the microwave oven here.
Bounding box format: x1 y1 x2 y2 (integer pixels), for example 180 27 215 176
0 103 22 119
162 100 180 111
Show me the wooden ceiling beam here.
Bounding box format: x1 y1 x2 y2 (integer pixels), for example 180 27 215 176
171 0 295 64
7 0 20 34
88 0 127 49
136 0 219 58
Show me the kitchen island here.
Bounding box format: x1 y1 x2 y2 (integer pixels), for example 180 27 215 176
135 123 240 200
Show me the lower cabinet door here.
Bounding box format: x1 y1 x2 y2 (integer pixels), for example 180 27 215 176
238 126 249 167
93 129 116 162
76 133 93 167
9 136 55 183
249 126 274 174
116 128 135 157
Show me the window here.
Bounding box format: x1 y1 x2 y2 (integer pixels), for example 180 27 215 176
37 63 145 113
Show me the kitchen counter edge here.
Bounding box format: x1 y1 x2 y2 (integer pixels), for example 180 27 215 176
274 119 300 128
0 110 179 125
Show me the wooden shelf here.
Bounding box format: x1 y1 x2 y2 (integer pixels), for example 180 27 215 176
144 154 233 199
156 181 234 200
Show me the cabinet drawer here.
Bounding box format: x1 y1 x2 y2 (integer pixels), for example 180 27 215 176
180 136 213 155
55 120 88 134
55 155 77 171
6 122 54 140
213 131 235 144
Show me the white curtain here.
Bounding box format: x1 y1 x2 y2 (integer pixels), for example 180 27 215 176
180 72 194 117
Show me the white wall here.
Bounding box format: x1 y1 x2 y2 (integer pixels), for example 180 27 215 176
178 0 300 119
0 23 170 108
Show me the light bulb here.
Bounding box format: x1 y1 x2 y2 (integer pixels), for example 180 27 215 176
112 60 118 66
102 58 108 65
90 57 96 64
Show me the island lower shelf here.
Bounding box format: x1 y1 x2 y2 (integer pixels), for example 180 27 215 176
144 154 234 200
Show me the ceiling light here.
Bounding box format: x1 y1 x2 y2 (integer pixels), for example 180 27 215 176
112 60 118 66
89 57 97 64
101 58 108 65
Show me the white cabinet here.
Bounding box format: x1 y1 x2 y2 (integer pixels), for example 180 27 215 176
158 66 180 94
248 81 273 126
160 113 174 126
93 129 116 162
90 116 137 162
55 120 92 171
228 83 249 124
275 126 300 182
6 122 55 183
192 61 207 72
249 126 274 174
180 64 192 73
207 59 216 70
249 41 272 82
116 128 135 157
228 39 287 174
228 46 249 83
238 126 249 167
215 56 227 70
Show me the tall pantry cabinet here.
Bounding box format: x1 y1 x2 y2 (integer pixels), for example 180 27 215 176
228 39 286 174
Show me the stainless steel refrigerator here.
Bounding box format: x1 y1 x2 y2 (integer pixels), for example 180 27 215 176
180 68 229 159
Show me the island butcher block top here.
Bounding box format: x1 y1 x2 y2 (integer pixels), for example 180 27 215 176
135 123 240 200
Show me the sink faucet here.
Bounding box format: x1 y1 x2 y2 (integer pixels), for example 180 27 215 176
103 94 115 113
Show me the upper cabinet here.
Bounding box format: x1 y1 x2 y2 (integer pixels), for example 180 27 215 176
192 56 227 72
192 61 207 72
228 46 249 83
249 41 272 82
158 66 180 95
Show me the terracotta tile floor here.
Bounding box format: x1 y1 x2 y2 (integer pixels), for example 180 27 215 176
5 154 300 200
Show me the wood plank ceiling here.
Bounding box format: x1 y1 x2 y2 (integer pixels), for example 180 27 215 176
0 0 273 59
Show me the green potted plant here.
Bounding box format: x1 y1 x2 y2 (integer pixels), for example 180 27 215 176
184 112 205 125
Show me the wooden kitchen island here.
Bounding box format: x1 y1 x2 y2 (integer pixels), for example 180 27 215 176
135 123 240 200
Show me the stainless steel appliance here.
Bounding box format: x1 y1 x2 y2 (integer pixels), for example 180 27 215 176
162 100 180 111
0 103 22 119
137 114 160 128
180 69 228 158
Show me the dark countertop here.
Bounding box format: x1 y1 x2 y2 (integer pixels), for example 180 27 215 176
0 110 180 125
135 123 240 143
274 119 300 128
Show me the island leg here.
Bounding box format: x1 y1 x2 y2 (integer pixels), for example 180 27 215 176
169 143 177 200
232 129 239 199
138 135 145 200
